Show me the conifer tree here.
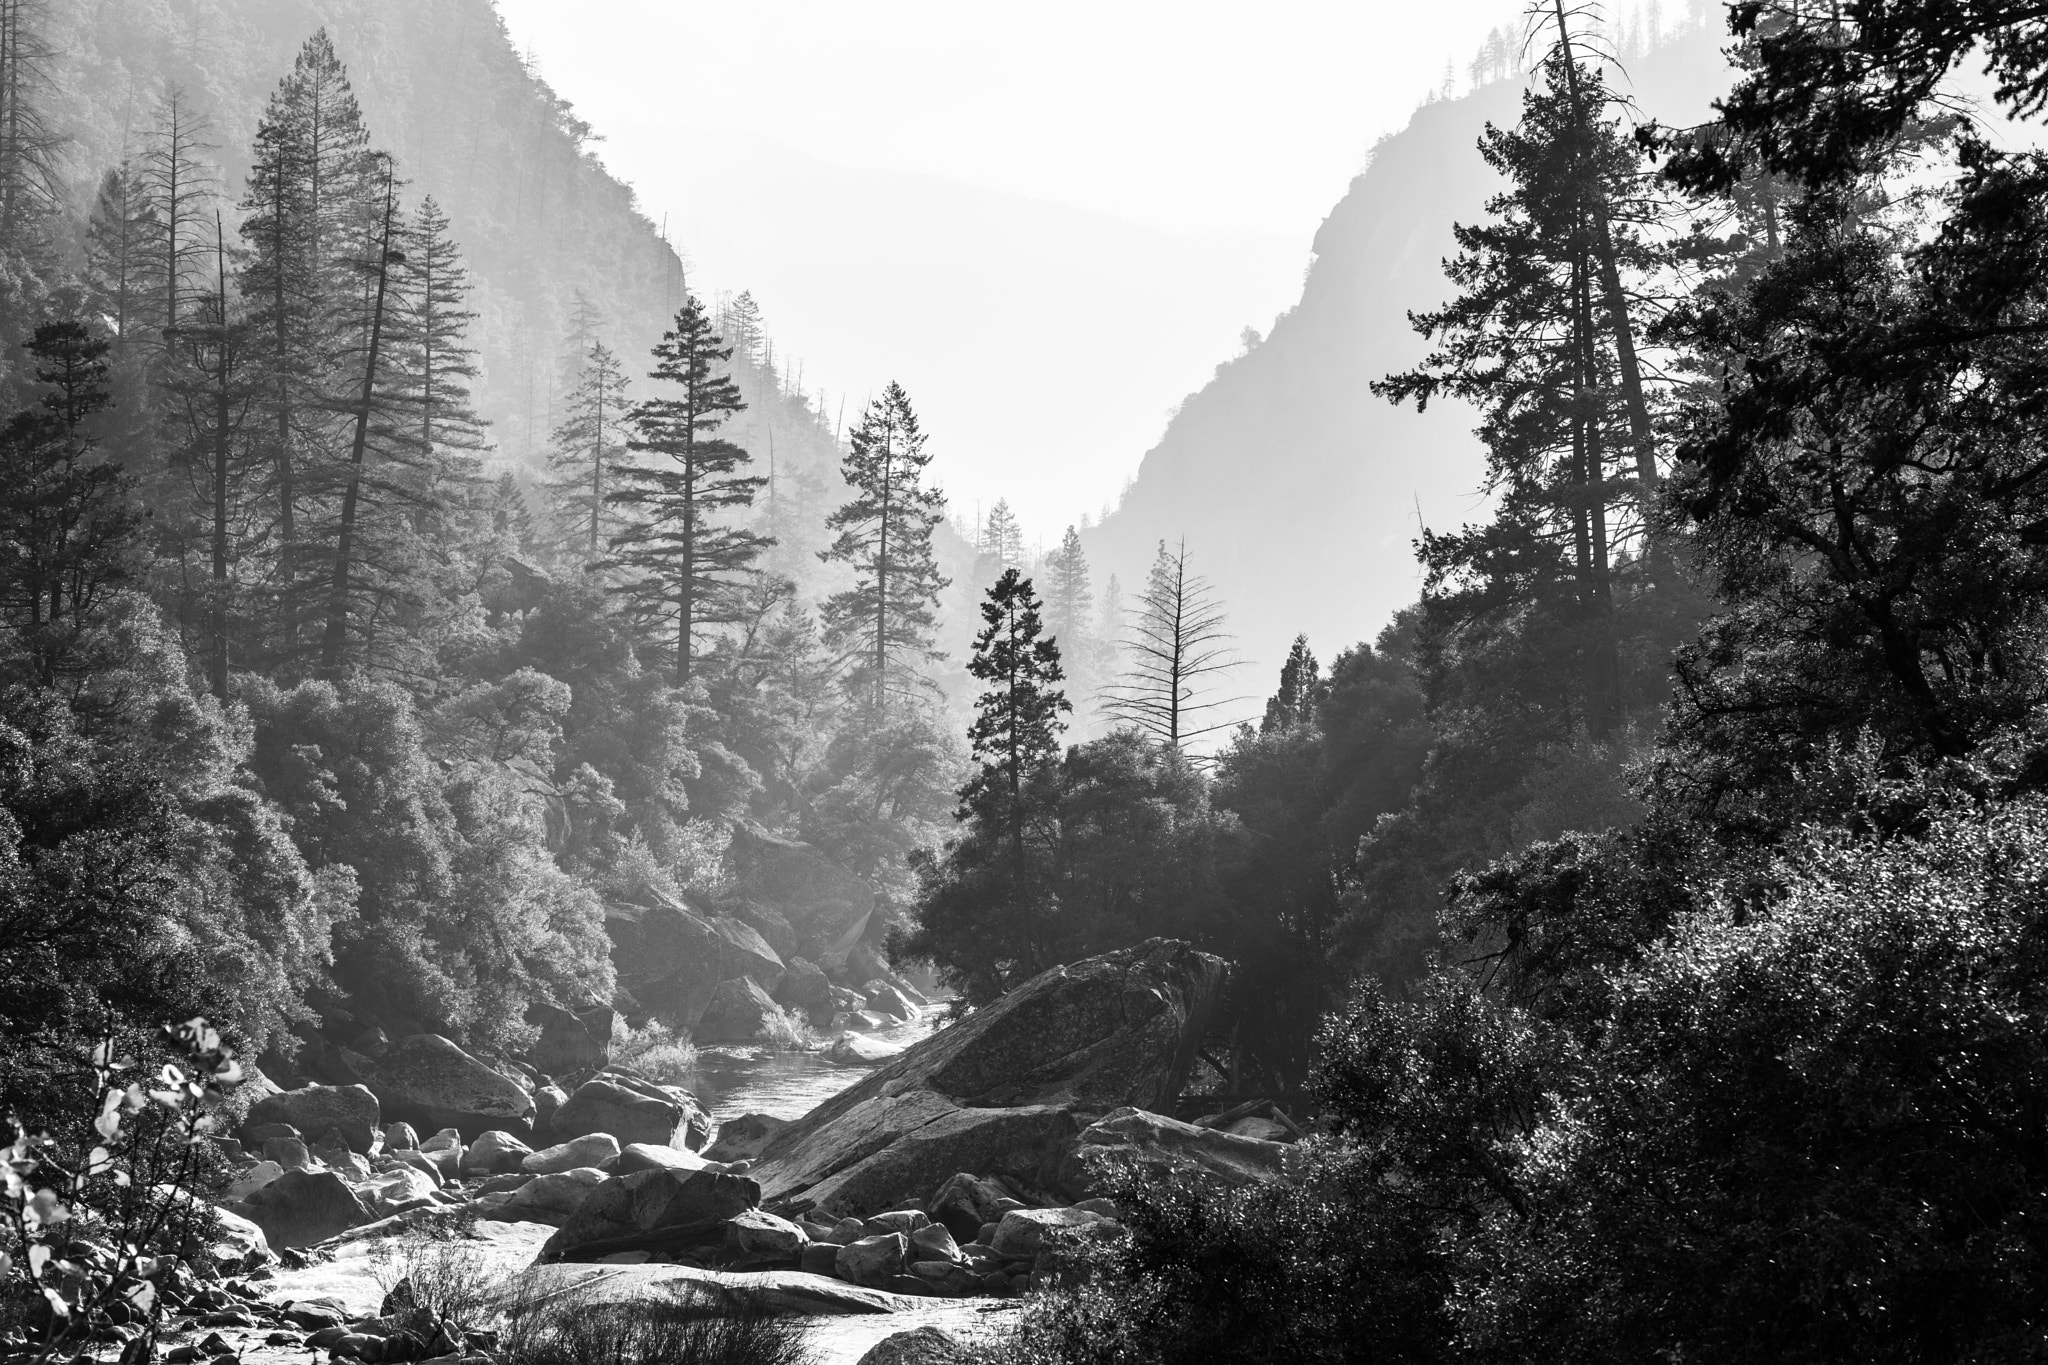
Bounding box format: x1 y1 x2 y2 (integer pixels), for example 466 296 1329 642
982 498 1024 568
0 0 59 249
609 295 768 684
547 340 628 560
399 196 484 455
1102 539 1241 752
137 86 217 340
1261 635 1322 734
819 382 950 716
84 166 159 348
1044 524 1093 648
963 568 1069 871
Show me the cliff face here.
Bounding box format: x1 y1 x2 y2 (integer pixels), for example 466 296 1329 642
1084 26 1735 680
44 0 683 460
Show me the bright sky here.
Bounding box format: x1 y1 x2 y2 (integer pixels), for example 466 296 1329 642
493 0 1524 539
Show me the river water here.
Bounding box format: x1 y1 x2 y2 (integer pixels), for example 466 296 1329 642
683 1013 943 1122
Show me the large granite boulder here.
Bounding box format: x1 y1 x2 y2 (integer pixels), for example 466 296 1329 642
539 1166 763 1262
360 1035 534 1140
728 824 876 962
245 1084 380 1153
552 1073 711 1151
226 1168 373 1248
526 1002 621 1077
695 977 784 1044
776 956 838 1025
604 898 732 1032
750 939 1226 1218
855 1327 970 1365
1074 1106 1293 1189
708 916 786 994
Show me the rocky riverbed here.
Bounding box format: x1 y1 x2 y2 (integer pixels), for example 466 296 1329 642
121 940 1301 1365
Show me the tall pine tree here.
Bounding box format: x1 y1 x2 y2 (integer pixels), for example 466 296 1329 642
547 340 628 561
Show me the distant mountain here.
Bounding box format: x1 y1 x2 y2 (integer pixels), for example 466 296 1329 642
1084 23 1738 684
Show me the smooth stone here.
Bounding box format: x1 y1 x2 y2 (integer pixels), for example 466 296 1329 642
522 1132 620 1174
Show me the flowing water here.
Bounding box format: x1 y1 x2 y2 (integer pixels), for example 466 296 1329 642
683 1012 943 1122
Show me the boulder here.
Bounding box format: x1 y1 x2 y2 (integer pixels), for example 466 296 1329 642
723 899 799 962
844 1010 892 1032
709 917 786 994
309 1133 370 1178
799 1242 841 1276
527 1002 622 1077
727 1208 808 1262
834 1232 908 1287
495 1168 609 1224
460 1130 534 1176
776 956 837 1024
360 1035 535 1140
360 1166 439 1216
262 1135 313 1171
227 1168 373 1248
533 1082 568 1138
1076 1107 1291 1189
511 1259 922 1315
552 1077 692 1149
926 1173 1019 1244
909 1223 962 1263
539 1166 762 1262
245 1084 380 1154
694 977 784 1044
854 1326 969 1365
989 1208 1104 1260
827 1033 903 1066
703 1113 789 1164
605 900 727 1033
1225 1115 1292 1142
225 1160 284 1202
383 1122 419 1151
617 1142 721 1176
864 981 920 1021
728 824 877 961
154 1186 269 1270
749 939 1227 1218
395 1150 445 1186
523 1132 621 1174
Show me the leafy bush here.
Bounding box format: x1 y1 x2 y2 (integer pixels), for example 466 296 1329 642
612 1023 698 1086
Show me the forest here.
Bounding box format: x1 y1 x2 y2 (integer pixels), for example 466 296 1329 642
3 0 2047 1360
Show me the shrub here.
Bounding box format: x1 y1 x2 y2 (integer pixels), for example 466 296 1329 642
612 1023 698 1085
501 1289 810 1365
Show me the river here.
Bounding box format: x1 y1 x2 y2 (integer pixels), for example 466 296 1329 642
682 1012 943 1122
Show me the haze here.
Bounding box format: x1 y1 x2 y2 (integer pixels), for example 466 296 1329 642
492 0 1521 539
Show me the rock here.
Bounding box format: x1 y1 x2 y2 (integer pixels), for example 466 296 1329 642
1076 1106 1291 1188
751 940 1226 1218
727 1208 808 1262
155 1185 269 1269
526 1002 622 1077
844 1010 892 1032
473 1171 532 1194
909 1223 961 1263
776 956 838 1024
225 1161 284 1202
246 1084 381 1154
604 900 730 1033
926 1173 1019 1243
616 1142 719 1176
826 1033 903 1066
494 1168 608 1224
907 1260 982 1295
834 1232 908 1287
728 824 877 962
512 1258 923 1315
395 1150 445 1186
798 1242 841 1276
864 981 920 1020
863 1209 929 1236
854 1327 969 1365
694 976 785 1044
828 1216 868 1244
524 1132 620 1174
552 1077 694 1149
532 1083 567 1138
382 1122 419 1151
538 1167 762 1262
458 1130 533 1176
360 1036 534 1140
262 1135 313 1171
709 916 786 994
602 1070 715 1150
360 1166 440 1216
1224 1115 1291 1142
1074 1197 1120 1218
227 1168 373 1248
990 1207 1104 1260
703 1112 788 1164
241 1121 300 1145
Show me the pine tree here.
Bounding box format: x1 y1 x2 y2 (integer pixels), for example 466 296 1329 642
819 382 950 716
83 166 160 348
0 0 59 248
608 295 768 684
962 568 1069 871
1044 524 1093 649
399 196 484 455
137 86 217 341
546 340 628 560
981 498 1024 568
1102 539 1241 752
1261 635 1321 734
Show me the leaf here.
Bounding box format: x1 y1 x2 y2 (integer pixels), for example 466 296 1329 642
26 1243 50 1277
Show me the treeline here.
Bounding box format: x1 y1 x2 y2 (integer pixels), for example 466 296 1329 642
952 0 2048 1360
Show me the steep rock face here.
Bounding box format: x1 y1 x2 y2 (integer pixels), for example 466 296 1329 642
1084 28 1734 677
729 825 877 961
750 939 1227 1217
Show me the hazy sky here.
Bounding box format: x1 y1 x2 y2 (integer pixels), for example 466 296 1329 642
493 0 1525 539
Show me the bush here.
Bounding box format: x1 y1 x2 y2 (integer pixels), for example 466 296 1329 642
612 1022 698 1085
501 1290 810 1365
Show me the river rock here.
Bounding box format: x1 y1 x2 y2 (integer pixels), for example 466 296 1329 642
863 981 919 1020
835 1232 908 1287
246 1084 380 1154
827 1033 903 1066
513 1259 922 1315
1076 1106 1291 1188
703 1112 789 1163
709 916 786 994
495 1167 608 1224
263 1135 313 1171
525 1131 621 1173
533 1082 567 1137
360 1035 534 1140
539 1166 763 1262
383 1121 419 1151
460 1130 534 1176
527 1002 622 1076
989 1208 1103 1259
225 1160 284 1202
926 1173 1019 1243
729 824 876 961
749 939 1227 1217
909 1223 961 1263
605 899 727 1033
854 1327 970 1365
617 1142 719 1175
695 977 784 1043
360 1165 439 1215
777 956 837 1024
727 1208 808 1262
552 1077 694 1149
227 1168 373 1248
